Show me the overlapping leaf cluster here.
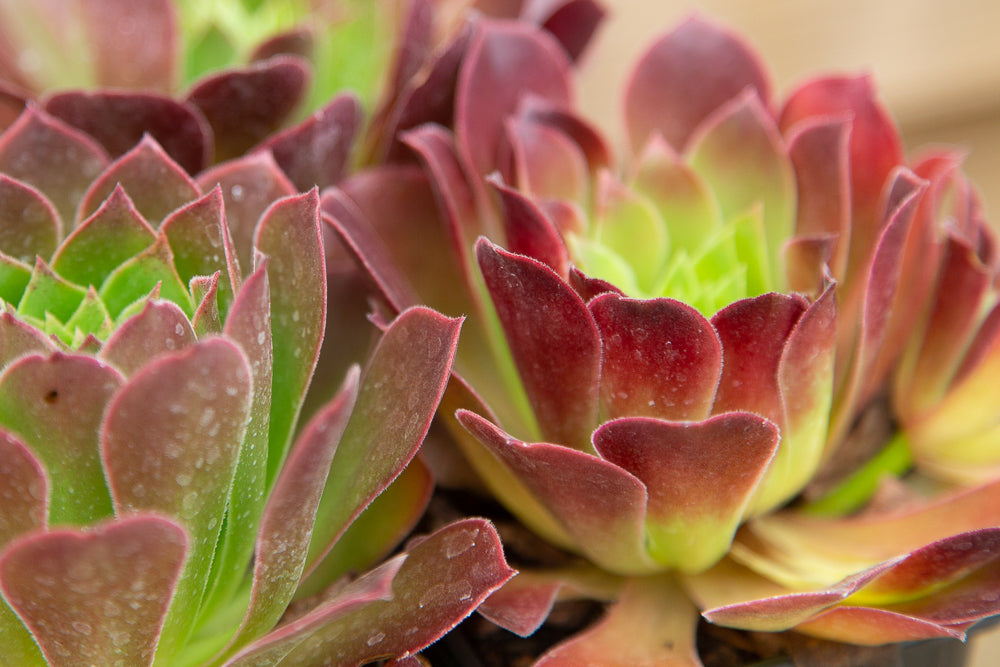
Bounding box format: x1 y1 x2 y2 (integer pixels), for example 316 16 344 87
3 1 1000 666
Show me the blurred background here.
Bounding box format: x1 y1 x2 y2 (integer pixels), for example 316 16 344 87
577 0 1000 217
577 2 1000 664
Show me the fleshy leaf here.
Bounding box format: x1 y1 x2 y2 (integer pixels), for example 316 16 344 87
198 262 273 622
98 234 194 319
77 135 201 225
632 136 721 257
595 414 779 572
688 89 795 288
491 177 568 276
226 519 514 667
44 91 211 174
51 185 156 289
187 55 310 162
0 174 60 263
779 75 904 280
786 117 852 278
75 0 177 91
530 0 606 62
221 367 359 658
536 575 700 667
458 410 655 575
0 106 108 225
0 352 121 524
101 338 251 663
455 20 573 176
590 292 722 422
0 515 187 667
624 14 771 153
304 306 461 572
0 428 47 545
161 186 240 317
253 190 326 487
476 238 600 449
196 152 297 273
17 258 87 322
300 457 434 598
501 112 589 202
0 309 57 367
190 273 222 336
257 93 363 191
99 300 195 376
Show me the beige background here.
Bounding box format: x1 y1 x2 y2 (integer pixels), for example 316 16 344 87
575 2 1000 664
576 0 1000 214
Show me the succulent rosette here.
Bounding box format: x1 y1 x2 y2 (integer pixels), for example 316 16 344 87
0 103 516 666
326 11 1000 665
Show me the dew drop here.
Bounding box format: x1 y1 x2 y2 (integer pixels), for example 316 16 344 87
230 185 244 201
366 632 385 647
71 621 92 636
176 473 192 487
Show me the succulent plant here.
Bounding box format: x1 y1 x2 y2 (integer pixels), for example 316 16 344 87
326 11 1000 665
0 98 516 666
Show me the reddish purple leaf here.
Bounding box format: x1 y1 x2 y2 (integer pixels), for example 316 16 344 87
0 429 47 546
711 293 807 422
101 338 252 660
568 266 624 302
51 185 156 289
595 414 779 572
491 178 568 276
0 515 187 667
256 93 363 191
187 55 310 162
99 300 195 376
536 575 700 667
402 123 497 250
249 26 314 62
304 307 461 572
222 368 359 657
779 75 904 279
590 293 722 421
455 20 573 176
371 22 471 163
0 310 57 367
796 607 967 644
199 263 274 619
903 237 990 416
457 410 654 574
77 135 200 225
161 186 241 314
253 190 326 486
0 174 60 263
500 112 589 202
76 0 178 91
530 0 606 62
335 164 473 317
323 184 420 314
477 574 562 637
196 152 297 273
226 519 514 667
624 15 771 153
0 106 108 225
191 272 222 335
476 238 601 449
786 116 852 278
0 353 122 525
703 564 891 632
44 91 211 174
516 97 613 173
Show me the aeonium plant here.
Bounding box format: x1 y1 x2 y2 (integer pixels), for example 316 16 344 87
325 12 1000 665
0 108 515 665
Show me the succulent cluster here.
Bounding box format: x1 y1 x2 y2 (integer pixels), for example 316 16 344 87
1 1 999 666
